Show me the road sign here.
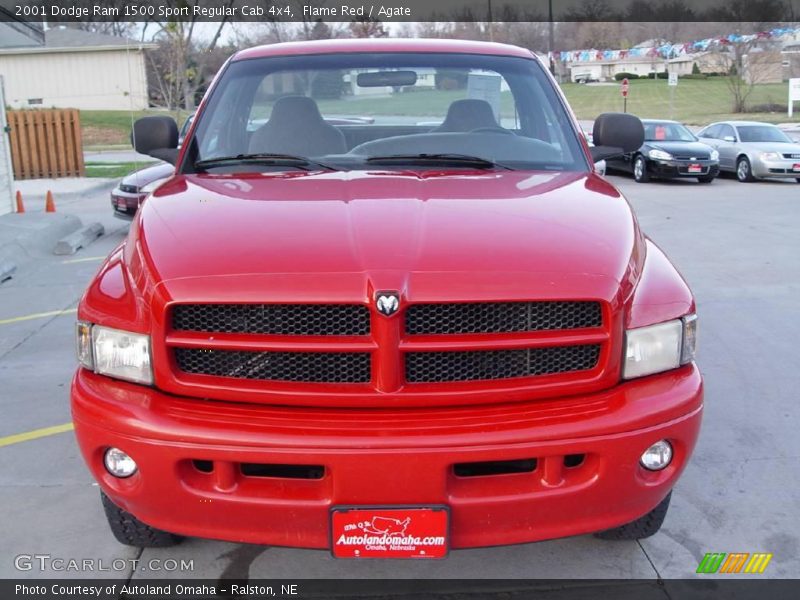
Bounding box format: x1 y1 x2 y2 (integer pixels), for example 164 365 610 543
668 72 679 86
621 78 629 97
789 78 800 118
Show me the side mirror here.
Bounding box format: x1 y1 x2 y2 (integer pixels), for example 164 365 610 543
723 135 736 142
132 116 179 165
590 112 645 162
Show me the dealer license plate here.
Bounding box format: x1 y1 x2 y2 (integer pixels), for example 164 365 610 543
331 506 449 559
688 164 702 173
793 163 800 172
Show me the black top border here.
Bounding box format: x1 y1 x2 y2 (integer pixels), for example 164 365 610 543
2 0 800 23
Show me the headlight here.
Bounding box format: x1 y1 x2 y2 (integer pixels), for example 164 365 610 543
76 323 153 385
623 315 697 379
710 150 719 161
759 151 781 160
648 149 673 161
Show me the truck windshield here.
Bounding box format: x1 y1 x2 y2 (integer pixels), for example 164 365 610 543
185 52 588 173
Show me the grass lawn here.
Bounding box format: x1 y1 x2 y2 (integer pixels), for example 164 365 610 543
81 110 190 149
560 78 796 125
84 161 156 178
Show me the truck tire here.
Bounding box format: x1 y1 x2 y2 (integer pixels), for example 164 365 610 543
101 492 183 547
594 492 671 540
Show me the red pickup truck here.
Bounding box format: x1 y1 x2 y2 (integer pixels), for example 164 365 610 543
72 39 702 558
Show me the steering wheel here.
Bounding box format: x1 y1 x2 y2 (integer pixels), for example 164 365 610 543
470 127 514 135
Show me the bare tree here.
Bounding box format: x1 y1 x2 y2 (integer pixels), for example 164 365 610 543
349 18 389 38
142 1 236 110
710 39 775 112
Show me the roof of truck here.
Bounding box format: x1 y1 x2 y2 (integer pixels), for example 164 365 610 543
233 38 535 62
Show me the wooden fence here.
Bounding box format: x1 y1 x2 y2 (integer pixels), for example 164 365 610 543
7 109 85 179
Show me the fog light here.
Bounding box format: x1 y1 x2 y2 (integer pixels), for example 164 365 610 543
640 440 673 471
104 447 137 478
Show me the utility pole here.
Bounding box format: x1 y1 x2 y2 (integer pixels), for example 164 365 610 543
548 0 555 77
487 0 494 42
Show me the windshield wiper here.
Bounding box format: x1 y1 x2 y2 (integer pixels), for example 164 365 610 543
365 153 513 170
194 153 337 172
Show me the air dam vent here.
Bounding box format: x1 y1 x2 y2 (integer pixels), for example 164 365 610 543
454 458 537 477
174 348 371 383
172 303 370 336
405 301 602 335
405 344 601 383
241 463 324 480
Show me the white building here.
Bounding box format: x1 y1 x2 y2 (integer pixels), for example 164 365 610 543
0 28 155 111
0 16 43 215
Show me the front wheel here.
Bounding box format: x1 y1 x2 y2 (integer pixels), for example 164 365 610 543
594 492 672 540
101 492 183 547
697 175 715 183
795 178 800 183
633 156 650 183
736 157 755 182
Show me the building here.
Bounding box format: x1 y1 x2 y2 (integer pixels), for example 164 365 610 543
0 13 43 215
0 28 156 110
567 51 730 83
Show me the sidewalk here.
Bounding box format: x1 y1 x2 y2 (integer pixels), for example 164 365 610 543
14 177 117 206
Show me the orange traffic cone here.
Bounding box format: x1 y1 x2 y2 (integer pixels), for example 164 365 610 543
15 190 25 213
45 190 56 213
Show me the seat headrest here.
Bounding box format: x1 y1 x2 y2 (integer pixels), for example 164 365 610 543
437 99 499 132
269 95 325 123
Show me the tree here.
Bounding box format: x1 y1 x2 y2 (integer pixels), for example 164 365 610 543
144 8 234 110
711 38 774 113
349 18 388 39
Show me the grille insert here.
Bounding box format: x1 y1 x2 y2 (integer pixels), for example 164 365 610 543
172 303 370 336
175 348 371 383
405 344 600 383
405 301 601 335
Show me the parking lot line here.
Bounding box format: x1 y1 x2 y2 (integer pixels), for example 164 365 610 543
0 422 74 448
0 308 77 326
61 256 105 264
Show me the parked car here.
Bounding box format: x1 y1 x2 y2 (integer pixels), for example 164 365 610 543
697 121 800 183
607 119 719 183
110 162 173 218
111 113 196 218
74 39 701 557
780 126 800 144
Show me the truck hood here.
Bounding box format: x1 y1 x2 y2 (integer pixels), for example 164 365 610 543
132 170 643 304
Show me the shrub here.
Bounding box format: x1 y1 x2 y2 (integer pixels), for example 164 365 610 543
692 62 702 75
679 73 708 80
614 72 639 81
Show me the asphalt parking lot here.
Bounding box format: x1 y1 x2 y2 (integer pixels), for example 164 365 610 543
1 172 798 584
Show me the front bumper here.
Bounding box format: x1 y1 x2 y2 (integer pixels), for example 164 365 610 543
110 190 146 219
648 159 719 179
72 365 703 549
751 157 800 178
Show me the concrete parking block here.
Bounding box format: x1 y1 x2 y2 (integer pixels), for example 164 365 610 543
54 222 105 255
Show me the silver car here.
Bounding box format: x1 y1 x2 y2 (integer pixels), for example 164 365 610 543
696 121 800 183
